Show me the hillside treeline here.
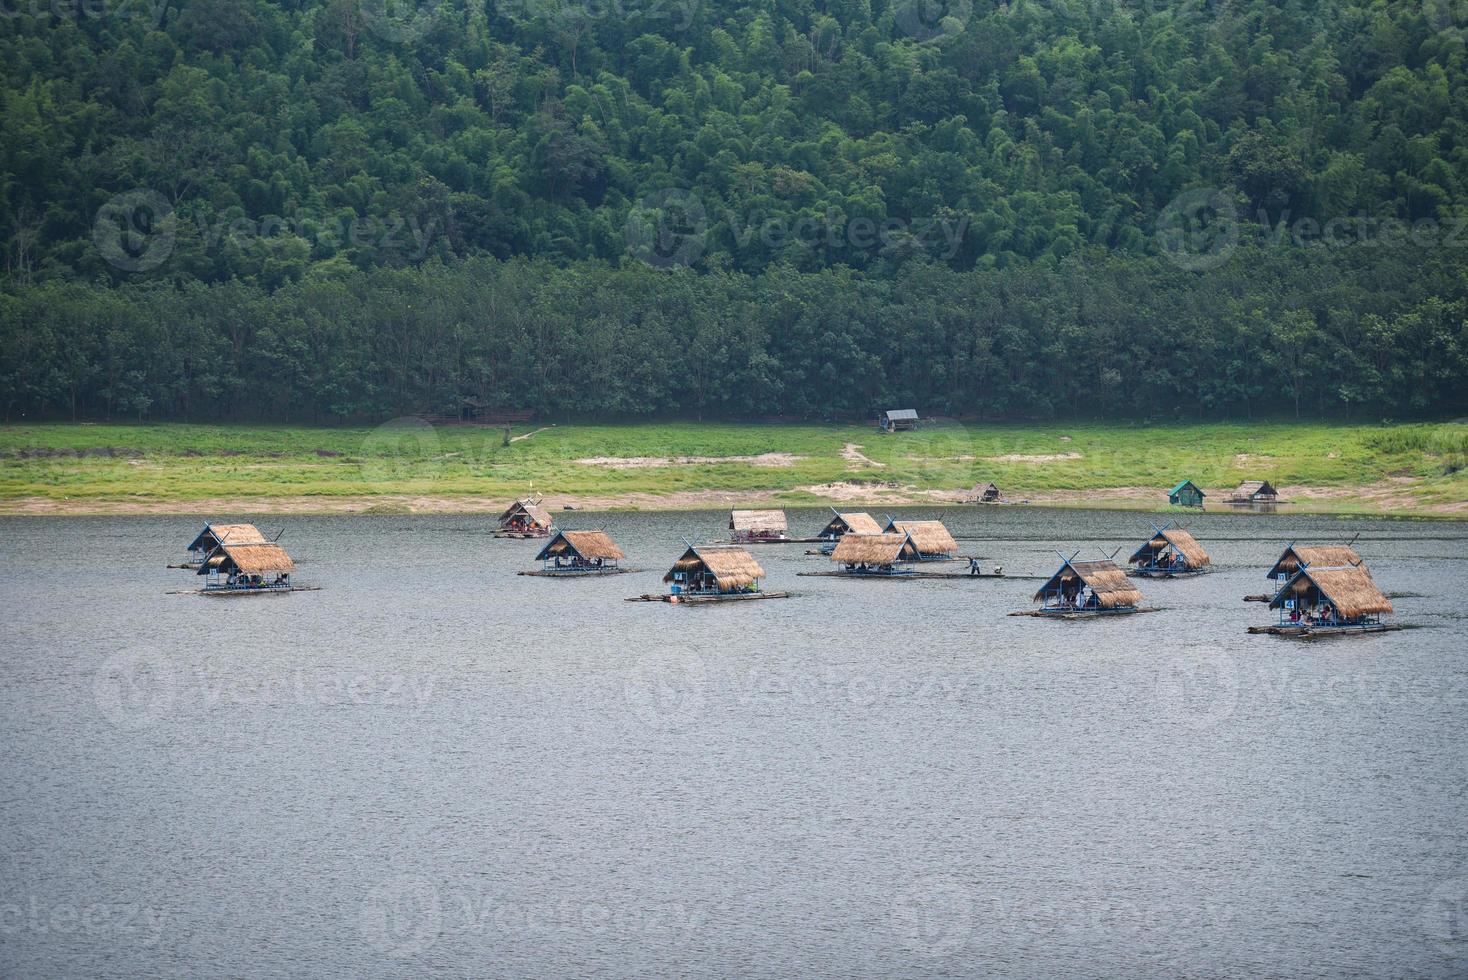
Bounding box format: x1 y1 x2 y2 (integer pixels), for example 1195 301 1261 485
3 246 1464 422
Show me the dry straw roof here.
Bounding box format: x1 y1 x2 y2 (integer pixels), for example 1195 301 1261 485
203 541 295 575
830 532 920 566
1235 480 1277 496
499 499 553 528
1270 565 1393 618
730 509 788 533
1034 558 1143 608
188 522 267 550
536 530 624 561
1130 527 1210 569
822 512 883 536
885 519 957 555
1267 545 1365 578
664 545 765 590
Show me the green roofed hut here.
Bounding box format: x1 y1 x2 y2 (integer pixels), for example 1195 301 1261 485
1019 554 1145 617
1167 480 1206 508
1128 524 1211 578
525 530 628 576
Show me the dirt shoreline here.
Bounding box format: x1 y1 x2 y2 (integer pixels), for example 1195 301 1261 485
3 482 1462 518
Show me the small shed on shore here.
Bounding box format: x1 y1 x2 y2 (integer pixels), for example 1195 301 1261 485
972 482 1003 503
497 498 554 537
1229 480 1279 503
534 530 624 571
816 509 883 541
1033 556 1143 611
1128 524 1211 573
729 509 788 543
1167 480 1206 508
830 532 922 574
1269 563 1392 625
880 409 919 432
664 544 765 595
883 518 958 559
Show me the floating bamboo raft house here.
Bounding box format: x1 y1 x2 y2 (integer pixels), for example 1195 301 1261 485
196 540 299 594
882 518 958 560
828 532 922 576
1252 561 1397 637
1228 480 1280 504
812 509 883 553
628 544 790 603
729 509 816 543
496 498 555 538
1016 554 1146 617
1127 524 1210 577
1266 544 1364 580
179 522 267 568
971 482 1003 503
523 530 627 576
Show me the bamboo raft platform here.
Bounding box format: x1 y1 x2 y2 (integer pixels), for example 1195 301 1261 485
1246 623 1401 639
494 530 552 539
168 586 322 597
726 537 824 544
1129 568 1208 579
626 591 793 604
1009 606 1162 619
519 567 637 577
797 570 1034 580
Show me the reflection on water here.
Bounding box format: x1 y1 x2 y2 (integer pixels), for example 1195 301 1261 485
1 507 1466 977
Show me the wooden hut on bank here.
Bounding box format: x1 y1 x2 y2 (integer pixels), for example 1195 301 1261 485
526 530 626 576
1024 555 1144 617
1254 562 1396 637
641 544 788 603
197 540 297 593
496 498 554 538
829 532 922 576
1167 480 1206 508
880 409 919 432
882 518 958 560
1228 480 1279 504
729 509 790 543
1127 524 1211 577
971 482 1003 504
183 522 267 567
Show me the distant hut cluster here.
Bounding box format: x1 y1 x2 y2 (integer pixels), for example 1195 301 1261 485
1029 555 1144 616
879 409 920 432
497 498 555 538
1128 524 1210 577
729 509 790 543
529 530 625 576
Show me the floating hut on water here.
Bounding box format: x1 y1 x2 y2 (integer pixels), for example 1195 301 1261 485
813 509 883 553
628 544 789 603
1018 554 1145 617
1252 562 1397 637
880 409 920 432
196 540 298 594
496 498 555 538
1228 480 1279 504
828 532 922 577
729 509 791 543
1127 524 1210 577
1167 480 1206 508
1266 544 1365 581
524 530 627 576
882 517 958 560
181 522 267 568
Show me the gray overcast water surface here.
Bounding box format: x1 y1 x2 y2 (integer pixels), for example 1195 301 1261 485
1 507 1466 978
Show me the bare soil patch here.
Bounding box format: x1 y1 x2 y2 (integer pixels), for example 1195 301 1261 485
574 452 802 469
841 443 885 467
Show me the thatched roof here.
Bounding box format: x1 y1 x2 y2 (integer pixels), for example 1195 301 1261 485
498 498 553 529
199 541 295 575
1234 480 1277 497
535 530 623 562
1266 545 1365 579
1033 558 1143 608
830 532 920 566
1128 526 1210 569
819 511 883 537
187 522 266 551
884 519 957 556
730 509 787 533
1270 564 1393 618
664 545 765 590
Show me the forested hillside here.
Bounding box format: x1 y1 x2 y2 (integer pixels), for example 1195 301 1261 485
2 0 1467 421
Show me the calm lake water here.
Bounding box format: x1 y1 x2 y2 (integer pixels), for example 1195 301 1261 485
2 507 1466 978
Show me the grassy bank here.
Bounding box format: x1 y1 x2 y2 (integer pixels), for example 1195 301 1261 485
1 420 1465 517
